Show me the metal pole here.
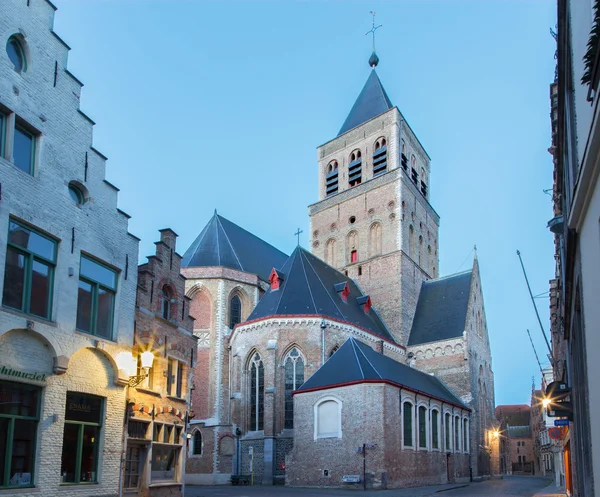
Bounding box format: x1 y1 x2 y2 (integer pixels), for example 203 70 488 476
363 443 366 491
527 329 545 376
516 250 553 357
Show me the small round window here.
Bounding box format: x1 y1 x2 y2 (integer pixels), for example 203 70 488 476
68 183 85 205
6 36 26 72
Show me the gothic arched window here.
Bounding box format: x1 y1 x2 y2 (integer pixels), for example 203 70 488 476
249 353 264 431
408 225 415 258
230 295 242 328
326 160 339 197
418 235 424 267
325 239 336 267
284 347 305 429
162 285 172 320
369 223 382 257
193 431 202 455
347 231 358 264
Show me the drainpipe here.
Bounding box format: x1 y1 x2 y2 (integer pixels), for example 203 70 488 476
320 319 326 365
228 345 232 424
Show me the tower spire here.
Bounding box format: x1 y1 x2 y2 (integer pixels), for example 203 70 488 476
366 11 382 68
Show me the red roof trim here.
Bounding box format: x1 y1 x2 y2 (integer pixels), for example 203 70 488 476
293 379 470 411
231 314 404 349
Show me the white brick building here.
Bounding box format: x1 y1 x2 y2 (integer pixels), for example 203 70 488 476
0 0 139 495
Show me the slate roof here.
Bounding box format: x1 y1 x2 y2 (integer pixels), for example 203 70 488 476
496 405 531 427
245 246 395 343
296 337 468 409
338 69 394 136
181 212 288 282
407 270 473 346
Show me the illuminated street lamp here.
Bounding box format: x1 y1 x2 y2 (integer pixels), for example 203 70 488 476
117 351 155 387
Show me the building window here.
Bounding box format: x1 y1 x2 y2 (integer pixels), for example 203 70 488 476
161 285 172 320
315 398 342 439
0 381 40 489
369 222 382 257
123 446 141 490
192 431 202 455
76 255 117 339
373 138 387 176
284 347 305 429
431 410 439 449
347 231 358 264
349 150 362 187
418 406 427 448
403 402 413 447
408 225 415 258
249 353 264 431
68 182 86 206
229 294 241 328
61 392 103 484
351 250 358 263
463 419 468 452
2 219 57 319
454 415 460 451
6 36 27 72
326 160 339 196
151 445 179 482
13 125 35 175
325 239 336 267
445 413 451 451
166 359 185 398
136 354 153 390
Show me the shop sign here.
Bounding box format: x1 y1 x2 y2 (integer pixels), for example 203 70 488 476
0 365 46 382
65 392 103 424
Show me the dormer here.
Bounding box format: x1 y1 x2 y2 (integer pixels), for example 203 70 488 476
356 295 372 314
269 268 284 291
334 282 350 302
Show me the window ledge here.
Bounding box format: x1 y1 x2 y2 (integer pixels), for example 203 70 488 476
136 387 161 397
1 306 57 327
166 395 187 403
149 482 182 488
155 314 178 328
73 329 116 344
59 482 99 487
0 487 39 495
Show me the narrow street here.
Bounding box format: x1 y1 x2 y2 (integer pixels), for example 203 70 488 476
186 476 558 497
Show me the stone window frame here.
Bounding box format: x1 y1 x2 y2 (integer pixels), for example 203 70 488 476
462 416 470 454
190 429 202 457
368 221 383 258
454 414 461 452
417 401 429 451
401 399 415 449
282 345 306 430
324 238 337 267
247 350 265 432
346 230 359 265
431 407 441 451
444 410 453 452
313 396 342 440
6 34 30 73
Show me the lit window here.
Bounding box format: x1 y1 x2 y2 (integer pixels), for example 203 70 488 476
76 255 117 339
403 402 413 447
6 36 26 72
249 353 264 431
13 125 35 174
284 348 305 429
230 295 241 327
2 220 56 319
0 381 40 488
61 392 103 484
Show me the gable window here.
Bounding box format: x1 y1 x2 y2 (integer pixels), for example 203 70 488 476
192 431 202 455
348 150 362 187
3 220 57 319
6 36 27 72
162 285 172 320
445 413 451 451
432 410 439 449
403 402 413 447
229 295 241 328
249 353 264 431
326 160 339 196
61 392 103 484
284 347 305 429
166 358 185 398
76 255 117 339
373 138 387 176
14 125 35 175
418 406 427 448
0 381 40 489
315 398 342 439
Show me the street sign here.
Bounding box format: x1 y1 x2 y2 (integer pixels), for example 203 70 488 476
548 427 563 440
554 419 569 427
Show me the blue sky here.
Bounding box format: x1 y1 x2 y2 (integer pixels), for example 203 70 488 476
53 0 557 406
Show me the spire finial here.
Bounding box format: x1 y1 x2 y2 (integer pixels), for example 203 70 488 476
474 244 478 260
366 11 382 68
294 228 303 246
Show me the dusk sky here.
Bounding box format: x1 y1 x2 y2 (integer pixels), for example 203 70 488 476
53 0 557 406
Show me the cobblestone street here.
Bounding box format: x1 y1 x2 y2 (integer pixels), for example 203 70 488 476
186 476 562 497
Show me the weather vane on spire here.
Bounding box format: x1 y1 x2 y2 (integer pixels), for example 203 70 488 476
366 11 382 68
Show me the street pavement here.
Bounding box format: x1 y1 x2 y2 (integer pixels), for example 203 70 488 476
186 475 562 497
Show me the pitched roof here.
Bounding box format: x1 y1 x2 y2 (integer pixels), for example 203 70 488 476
407 270 473 346
245 247 395 343
496 404 531 427
181 212 288 282
296 337 468 409
337 69 394 136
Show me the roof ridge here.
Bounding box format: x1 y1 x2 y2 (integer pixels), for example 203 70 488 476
354 341 383 379
273 249 298 316
215 215 244 271
298 250 318 313
350 339 366 379
428 269 473 283
300 248 346 317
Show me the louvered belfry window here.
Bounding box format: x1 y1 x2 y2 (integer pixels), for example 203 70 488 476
373 138 387 176
349 151 362 187
326 160 339 196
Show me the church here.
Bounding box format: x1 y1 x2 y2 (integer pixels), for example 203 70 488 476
182 49 496 489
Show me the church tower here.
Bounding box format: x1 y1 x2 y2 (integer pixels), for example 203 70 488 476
308 52 440 346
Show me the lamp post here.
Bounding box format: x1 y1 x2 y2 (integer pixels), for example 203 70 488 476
127 351 154 387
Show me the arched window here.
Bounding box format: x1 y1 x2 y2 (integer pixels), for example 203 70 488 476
326 160 339 197
454 415 461 452
403 402 413 447
410 155 419 184
193 431 202 455
249 353 264 431
314 397 342 439
428 246 433 274
369 223 382 257
349 150 362 187
162 286 172 320
6 35 27 72
347 231 358 264
230 295 242 327
445 412 451 451
325 239 336 267
408 225 415 258
418 235 424 267
463 418 469 453
284 348 305 429
373 138 387 176
418 406 427 448
401 141 408 170
431 409 439 449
